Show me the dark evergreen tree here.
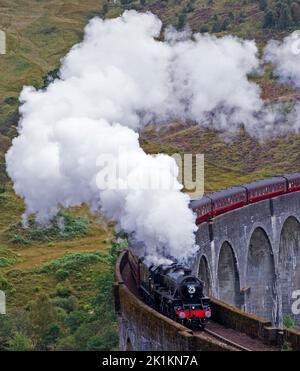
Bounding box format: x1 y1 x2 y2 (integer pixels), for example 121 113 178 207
277 3 292 29
264 8 275 27
259 0 268 11
177 12 187 30
291 2 300 21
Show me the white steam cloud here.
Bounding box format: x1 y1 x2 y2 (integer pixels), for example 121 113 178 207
264 31 300 134
264 31 300 87
6 11 295 262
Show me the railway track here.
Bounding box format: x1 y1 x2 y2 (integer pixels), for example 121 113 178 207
203 328 252 351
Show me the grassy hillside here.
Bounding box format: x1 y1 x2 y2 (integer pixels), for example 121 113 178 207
0 0 121 351
0 0 300 350
114 0 300 39
141 122 300 193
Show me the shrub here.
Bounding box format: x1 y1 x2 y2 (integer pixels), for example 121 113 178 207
200 25 209 33
55 285 71 298
0 257 15 267
86 330 119 351
40 324 63 349
4 96 19 106
0 274 12 291
65 310 90 333
40 252 103 274
282 341 293 351
55 335 77 351
259 0 268 11
51 296 77 313
283 314 295 328
55 307 68 322
177 12 187 30
291 2 300 21
0 316 14 347
55 269 70 281
10 234 30 245
9 211 91 245
8 332 34 351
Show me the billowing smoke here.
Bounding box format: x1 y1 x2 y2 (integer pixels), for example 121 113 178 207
264 31 300 133
166 29 264 134
5 11 284 261
264 31 300 87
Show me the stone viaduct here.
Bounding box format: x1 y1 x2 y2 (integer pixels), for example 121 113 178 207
194 191 300 328
114 189 300 350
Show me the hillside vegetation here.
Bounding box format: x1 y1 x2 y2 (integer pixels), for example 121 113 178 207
0 0 300 350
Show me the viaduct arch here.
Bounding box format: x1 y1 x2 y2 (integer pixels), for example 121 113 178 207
217 241 241 308
278 216 300 327
194 191 300 327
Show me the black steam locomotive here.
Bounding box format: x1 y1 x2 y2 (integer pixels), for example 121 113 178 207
128 250 211 329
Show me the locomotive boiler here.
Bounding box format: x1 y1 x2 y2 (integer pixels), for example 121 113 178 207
128 251 211 329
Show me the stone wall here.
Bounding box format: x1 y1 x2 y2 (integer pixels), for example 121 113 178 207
194 192 300 326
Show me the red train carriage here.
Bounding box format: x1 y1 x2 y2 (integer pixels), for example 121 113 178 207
283 173 300 193
190 173 300 225
189 196 212 225
209 187 247 217
190 187 247 225
245 177 287 204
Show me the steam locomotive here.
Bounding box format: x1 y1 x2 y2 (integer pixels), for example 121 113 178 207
128 250 211 329
190 173 300 225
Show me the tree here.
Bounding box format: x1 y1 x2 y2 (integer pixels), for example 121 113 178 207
200 24 210 33
291 2 300 21
8 332 34 351
65 310 89 333
41 324 63 349
212 15 222 32
100 3 108 17
121 0 133 5
55 335 77 351
28 294 57 348
0 316 14 349
259 0 268 11
221 17 230 31
264 8 275 27
177 12 187 30
277 3 292 29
